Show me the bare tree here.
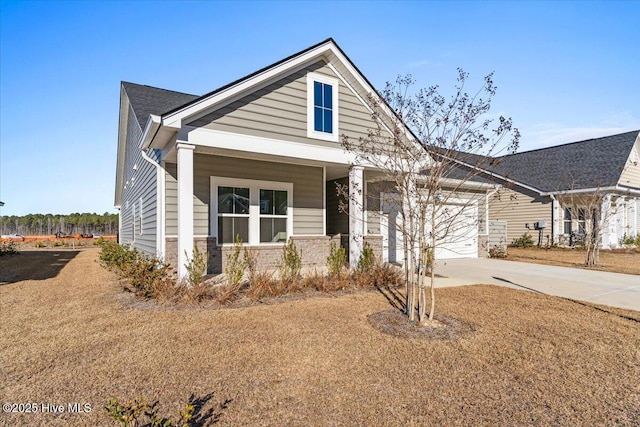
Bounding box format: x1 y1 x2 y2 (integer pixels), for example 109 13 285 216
341 70 519 324
557 190 626 267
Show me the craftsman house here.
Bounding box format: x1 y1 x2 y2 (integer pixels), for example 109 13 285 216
448 130 640 248
115 39 493 279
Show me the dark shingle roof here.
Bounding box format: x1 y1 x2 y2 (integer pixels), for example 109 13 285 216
121 82 198 129
450 131 639 192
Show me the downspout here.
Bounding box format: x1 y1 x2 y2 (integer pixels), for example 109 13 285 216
141 145 164 259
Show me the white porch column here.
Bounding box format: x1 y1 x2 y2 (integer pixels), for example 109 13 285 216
629 199 638 236
177 143 195 281
349 165 364 268
551 196 560 244
600 195 613 249
615 197 625 247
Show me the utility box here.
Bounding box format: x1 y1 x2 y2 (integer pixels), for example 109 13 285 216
534 221 546 230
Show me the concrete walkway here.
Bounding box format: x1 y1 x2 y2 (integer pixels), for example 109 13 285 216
434 258 640 311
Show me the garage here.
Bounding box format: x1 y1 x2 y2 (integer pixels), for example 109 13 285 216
379 194 478 263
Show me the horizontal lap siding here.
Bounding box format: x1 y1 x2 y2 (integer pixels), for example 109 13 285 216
489 187 552 244
120 103 157 255
165 155 323 236
619 145 640 189
187 61 374 147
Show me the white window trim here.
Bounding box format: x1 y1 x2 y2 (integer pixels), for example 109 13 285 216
306 72 339 142
210 177 294 246
562 206 588 235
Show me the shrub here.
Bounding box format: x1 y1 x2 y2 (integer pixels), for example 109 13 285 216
352 263 402 289
326 241 346 277
104 397 194 427
53 240 63 247
0 241 18 256
244 246 258 282
34 241 46 248
99 241 137 272
99 242 170 298
488 245 508 258
357 242 376 273
510 233 534 248
619 233 640 247
279 239 301 282
185 245 207 287
225 235 246 288
122 255 170 298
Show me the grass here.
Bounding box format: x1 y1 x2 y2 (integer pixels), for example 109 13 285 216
1 248 639 426
507 246 640 275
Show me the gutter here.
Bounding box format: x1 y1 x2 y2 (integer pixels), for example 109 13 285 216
141 114 162 150
541 185 640 197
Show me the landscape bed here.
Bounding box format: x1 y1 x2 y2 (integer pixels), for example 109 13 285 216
1 248 639 426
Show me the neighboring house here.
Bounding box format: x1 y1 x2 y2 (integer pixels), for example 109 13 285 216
448 130 640 248
115 38 492 279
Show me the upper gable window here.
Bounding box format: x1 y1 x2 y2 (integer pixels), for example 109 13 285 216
307 72 339 142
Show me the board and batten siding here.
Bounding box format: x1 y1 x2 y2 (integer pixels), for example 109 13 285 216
165 154 323 237
119 100 158 255
187 60 377 148
489 187 553 244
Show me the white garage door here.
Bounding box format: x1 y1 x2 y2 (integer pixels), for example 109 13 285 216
380 194 478 263
434 203 478 259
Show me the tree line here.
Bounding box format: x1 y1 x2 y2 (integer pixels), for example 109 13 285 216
0 212 118 236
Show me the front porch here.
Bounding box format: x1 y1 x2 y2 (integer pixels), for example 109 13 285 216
161 145 382 277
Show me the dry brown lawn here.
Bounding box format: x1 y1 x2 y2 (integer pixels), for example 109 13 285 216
507 246 640 275
1 248 639 426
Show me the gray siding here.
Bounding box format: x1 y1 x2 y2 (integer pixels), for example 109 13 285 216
165 154 323 237
119 101 158 255
489 186 552 244
187 61 376 148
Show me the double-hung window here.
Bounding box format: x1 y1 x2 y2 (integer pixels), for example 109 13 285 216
307 72 339 142
563 207 586 234
313 81 333 133
260 189 288 242
563 208 572 234
212 178 292 246
217 186 250 244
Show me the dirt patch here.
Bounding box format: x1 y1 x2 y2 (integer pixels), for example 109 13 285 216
368 309 477 340
507 246 640 275
2 248 640 426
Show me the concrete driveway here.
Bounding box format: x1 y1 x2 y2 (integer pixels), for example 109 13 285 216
434 258 640 311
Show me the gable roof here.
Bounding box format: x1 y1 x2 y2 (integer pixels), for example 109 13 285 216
121 82 198 130
450 130 639 193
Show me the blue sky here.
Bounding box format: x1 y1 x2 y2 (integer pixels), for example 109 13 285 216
1 1 638 216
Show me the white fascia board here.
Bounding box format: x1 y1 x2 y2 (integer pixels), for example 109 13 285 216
185 126 357 165
543 186 640 197
434 177 496 191
141 114 162 150
163 43 336 128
